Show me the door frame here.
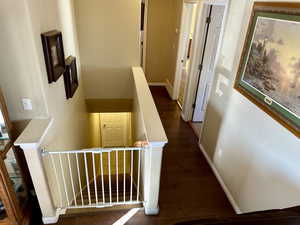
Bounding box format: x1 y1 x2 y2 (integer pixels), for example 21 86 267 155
140 0 149 72
180 0 230 122
173 0 199 101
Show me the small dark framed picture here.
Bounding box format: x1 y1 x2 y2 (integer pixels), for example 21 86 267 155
41 30 66 83
64 56 78 99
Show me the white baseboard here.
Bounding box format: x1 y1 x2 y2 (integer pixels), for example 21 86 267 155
199 144 242 214
42 215 59 224
148 82 166 86
144 205 160 215
180 111 189 122
165 79 175 100
42 208 66 224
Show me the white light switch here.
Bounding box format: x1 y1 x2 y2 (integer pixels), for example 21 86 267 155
22 98 33 111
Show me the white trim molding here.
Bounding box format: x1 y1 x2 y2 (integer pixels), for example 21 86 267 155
42 216 59 225
173 1 199 102
144 205 160 215
182 0 230 122
142 0 149 72
15 118 59 224
42 208 65 224
15 118 53 150
204 0 228 5
149 141 168 148
199 144 242 214
165 79 175 100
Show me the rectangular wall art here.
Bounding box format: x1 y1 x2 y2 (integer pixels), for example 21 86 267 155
41 30 66 83
63 56 78 99
235 2 300 137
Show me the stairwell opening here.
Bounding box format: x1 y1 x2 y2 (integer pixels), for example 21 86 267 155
43 112 144 213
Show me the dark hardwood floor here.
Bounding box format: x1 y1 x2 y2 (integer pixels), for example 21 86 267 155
31 87 300 225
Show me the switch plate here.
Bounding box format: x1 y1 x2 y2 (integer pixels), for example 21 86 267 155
22 98 33 111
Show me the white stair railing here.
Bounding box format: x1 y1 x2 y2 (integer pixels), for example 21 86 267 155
42 147 145 210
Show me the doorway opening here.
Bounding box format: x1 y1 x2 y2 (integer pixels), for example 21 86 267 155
88 112 132 148
140 0 148 71
192 3 226 123
175 2 198 109
175 1 228 138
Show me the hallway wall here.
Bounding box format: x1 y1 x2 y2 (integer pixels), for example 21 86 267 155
0 0 89 149
74 0 141 99
145 0 182 84
201 0 300 213
0 0 48 120
0 0 90 207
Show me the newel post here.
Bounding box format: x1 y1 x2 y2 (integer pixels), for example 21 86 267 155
143 141 167 215
15 119 58 224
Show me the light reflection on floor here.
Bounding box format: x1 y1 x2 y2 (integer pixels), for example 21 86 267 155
112 208 140 225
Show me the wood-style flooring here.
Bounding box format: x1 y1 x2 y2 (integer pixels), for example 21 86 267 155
30 87 300 225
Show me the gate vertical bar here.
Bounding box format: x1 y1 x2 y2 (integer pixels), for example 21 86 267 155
75 153 84 206
50 154 63 207
67 154 77 206
84 153 91 205
100 152 105 204
130 150 133 202
116 151 119 203
137 150 141 201
123 150 126 202
59 153 70 206
108 152 112 204
92 153 98 204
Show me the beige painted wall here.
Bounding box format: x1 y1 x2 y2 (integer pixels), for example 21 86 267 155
74 0 141 99
145 0 182 84
23 0 89 150
88 113 101 148
201 0 300 213
0 0 48 120
0 0 90 207
0 0 89 149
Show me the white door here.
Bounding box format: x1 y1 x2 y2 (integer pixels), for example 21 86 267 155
178 3 197 106
193 5 225 122
100 113 130 147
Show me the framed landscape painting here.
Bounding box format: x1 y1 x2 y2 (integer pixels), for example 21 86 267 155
235 2 300 137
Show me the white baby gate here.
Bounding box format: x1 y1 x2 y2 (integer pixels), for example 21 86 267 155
42 147 145 210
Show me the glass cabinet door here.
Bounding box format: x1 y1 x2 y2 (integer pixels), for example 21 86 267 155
0 110 10 153
0 196 8 224
3 148 28 209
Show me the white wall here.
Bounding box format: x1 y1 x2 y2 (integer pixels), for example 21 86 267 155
0 0 90 150
0 0 90 208
74 0 141 99
0 0 48 120
201 0 300 213
22 0 89 150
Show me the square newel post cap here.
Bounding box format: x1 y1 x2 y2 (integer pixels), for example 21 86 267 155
15 118 53 151
149 141 168 149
